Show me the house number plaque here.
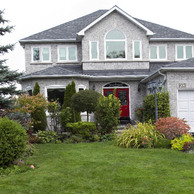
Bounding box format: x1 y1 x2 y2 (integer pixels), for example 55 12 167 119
179 83 186 88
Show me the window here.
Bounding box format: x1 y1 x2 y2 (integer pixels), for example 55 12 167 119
150 45 167 60
58 46 77 62
176 45 192 60
47 88 65 106
133 41 141 59
90 41 99 60
105 30 126 59
32 46 50 62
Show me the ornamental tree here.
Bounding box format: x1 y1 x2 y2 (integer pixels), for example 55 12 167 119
0 10 22 109
72 89 102 122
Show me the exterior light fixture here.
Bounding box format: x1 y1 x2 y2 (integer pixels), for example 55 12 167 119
147 80 163 121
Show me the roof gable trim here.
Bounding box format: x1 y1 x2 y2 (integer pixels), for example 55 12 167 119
77 5 154 36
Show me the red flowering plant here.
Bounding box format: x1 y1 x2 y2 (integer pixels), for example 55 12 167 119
155 117 190 140
10 94 48 130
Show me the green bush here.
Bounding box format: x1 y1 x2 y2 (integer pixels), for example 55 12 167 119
37 130 57 144
171 133 194 151
0 117 27 167
59 107 72 130
155 117 190 140
95 94 121 135
66 121 98 141
143 90 170 123
116 122 165 148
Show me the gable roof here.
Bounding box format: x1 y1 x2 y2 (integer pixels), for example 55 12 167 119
20 6 194 44
77 5 154 36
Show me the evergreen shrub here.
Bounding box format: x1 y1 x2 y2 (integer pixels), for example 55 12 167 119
95 94 121 135
0 117 27 167
155 117 190 140
143 90 170 123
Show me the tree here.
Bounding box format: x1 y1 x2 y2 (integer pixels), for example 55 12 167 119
0 10 22 109
62 80 80 122
72 89 102 122
32 82 40 95
31 82 47 132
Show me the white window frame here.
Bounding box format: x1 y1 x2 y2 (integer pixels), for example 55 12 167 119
78 84 86 92
104 29 127 61
89 41 99 60
58 45 77 62
149 45 167 61
132 40 142 60
31 46 51 63
175 44 193 61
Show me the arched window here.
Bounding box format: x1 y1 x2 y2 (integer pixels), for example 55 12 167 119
105 30 126 59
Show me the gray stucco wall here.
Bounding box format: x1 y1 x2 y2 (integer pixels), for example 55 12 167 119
166 71 194 117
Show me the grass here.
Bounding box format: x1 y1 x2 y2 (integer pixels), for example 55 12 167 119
1 142 194 194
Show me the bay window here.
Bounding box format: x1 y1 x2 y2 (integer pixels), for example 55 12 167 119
133 41 141 59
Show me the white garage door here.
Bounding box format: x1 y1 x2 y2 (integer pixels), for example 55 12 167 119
178 90 194 132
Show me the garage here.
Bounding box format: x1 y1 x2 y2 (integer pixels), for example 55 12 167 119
178 90 194 132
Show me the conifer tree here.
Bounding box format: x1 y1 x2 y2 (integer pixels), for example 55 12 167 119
0 10 22 109
31 82 47 132
62 80 80 122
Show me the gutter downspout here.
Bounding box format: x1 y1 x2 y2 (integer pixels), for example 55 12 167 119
158 70 166 86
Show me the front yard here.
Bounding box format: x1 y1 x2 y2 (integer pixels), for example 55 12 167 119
1 142 194 194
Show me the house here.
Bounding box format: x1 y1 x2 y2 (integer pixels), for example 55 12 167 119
19 5 194 132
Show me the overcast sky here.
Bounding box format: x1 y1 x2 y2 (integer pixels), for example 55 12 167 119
1 0 194 73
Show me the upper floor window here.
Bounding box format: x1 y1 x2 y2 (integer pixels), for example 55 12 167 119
133 41 142 59
90 41 99 60
58 45 77 62
105 30 126 59
32 46 51 62
176 45 192 60
150 45 167 60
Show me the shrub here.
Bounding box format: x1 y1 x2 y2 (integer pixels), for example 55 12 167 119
155 117 190 140
0 117 27 167
37 130 57 144
143 90 170 123
171 133 194 151
66 121 98 141
59 107 72 131
135 106 143 122
95 94 121 135
115 122 165 148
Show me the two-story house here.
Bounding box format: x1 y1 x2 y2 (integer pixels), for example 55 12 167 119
19 6 194 131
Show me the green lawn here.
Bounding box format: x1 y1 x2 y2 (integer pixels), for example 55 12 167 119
1 142 194 194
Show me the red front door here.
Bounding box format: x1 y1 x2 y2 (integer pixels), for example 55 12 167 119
103 88 129 118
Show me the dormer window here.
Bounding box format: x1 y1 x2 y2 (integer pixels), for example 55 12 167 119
105 30 126 59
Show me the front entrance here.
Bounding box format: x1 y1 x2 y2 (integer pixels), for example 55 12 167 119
103 88 129 118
